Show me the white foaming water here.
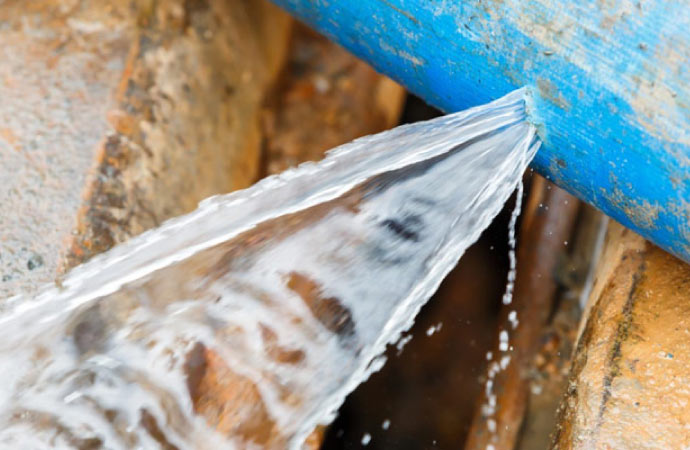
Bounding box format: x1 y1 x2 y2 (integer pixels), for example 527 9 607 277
0 90 538 449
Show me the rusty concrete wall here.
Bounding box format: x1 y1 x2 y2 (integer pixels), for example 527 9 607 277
553 222 690 449
0 0 292 297
61 0 293 270
0 0 132 296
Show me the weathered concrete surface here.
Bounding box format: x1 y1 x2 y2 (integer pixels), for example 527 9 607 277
0 0 292 297
553 222 690 449
0 1 132 297
62 0 292 270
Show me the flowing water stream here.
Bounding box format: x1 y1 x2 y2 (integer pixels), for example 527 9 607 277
0 89 538 449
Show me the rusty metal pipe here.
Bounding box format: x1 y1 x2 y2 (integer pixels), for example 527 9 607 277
465 177 579 449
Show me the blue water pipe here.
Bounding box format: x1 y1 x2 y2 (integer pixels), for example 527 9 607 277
271 0 690 262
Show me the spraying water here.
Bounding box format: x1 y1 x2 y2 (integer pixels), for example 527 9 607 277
481 182 524 448
0 89 538 449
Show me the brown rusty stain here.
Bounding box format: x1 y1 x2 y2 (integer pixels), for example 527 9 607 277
0 0 131 297
139 409 180 450
601 185 661 231
379 0 421 26
0 128 19 150
61 0 293 269
668 199 690 256
259 323 306 365
591 259 644 438
628 41 690 149
286 272 355 338
184 342 286 447
537 77 571 111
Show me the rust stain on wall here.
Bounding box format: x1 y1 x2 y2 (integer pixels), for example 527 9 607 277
554 222 690 449
0 0 132 298
537 77 571 111
62 0 293 269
